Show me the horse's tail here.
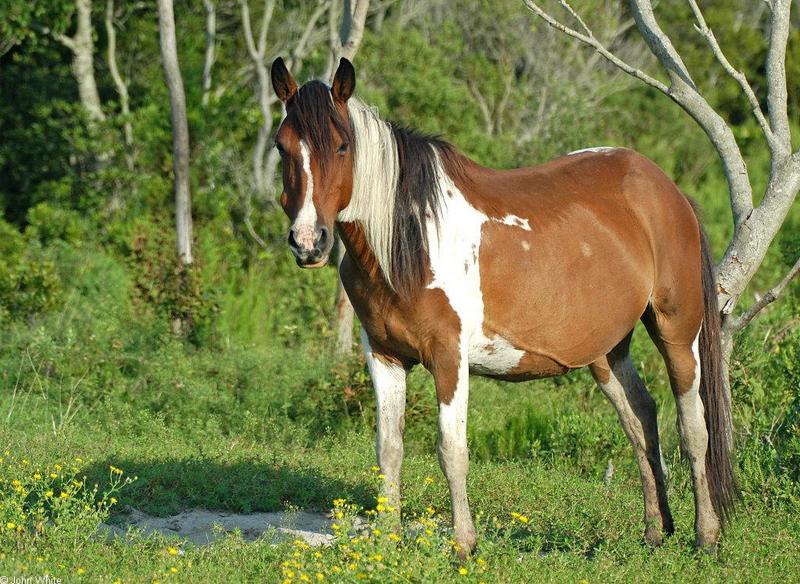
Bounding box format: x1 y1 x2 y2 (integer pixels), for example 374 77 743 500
697 224 739 524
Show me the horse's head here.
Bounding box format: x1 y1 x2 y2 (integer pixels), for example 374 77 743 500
270 57 356 268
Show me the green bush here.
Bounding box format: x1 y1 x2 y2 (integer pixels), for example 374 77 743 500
25 202 86 247
0 218 62 320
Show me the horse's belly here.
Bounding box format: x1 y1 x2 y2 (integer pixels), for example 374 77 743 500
467 332 572 380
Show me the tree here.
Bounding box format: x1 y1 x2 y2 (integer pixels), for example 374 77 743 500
51 0 105 123
523 0 800 410
239 0 329 206
201 0 216 108
329 0 371 355
105 0 134 170
157 0 193 266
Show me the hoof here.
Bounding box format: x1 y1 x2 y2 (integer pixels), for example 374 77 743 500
695 540 718 556
644 526 664 548
454 530 477 561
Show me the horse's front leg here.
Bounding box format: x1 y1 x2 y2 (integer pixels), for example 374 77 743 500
362 331 407 519
432 349 477 558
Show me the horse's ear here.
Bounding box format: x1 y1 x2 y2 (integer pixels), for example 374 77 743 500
271 57 298 103
331 58 356 102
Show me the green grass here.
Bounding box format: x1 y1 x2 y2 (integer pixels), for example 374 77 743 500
0 231 798 582
1 393 798 583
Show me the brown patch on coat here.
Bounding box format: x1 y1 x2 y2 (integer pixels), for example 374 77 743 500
339 222 462 404
337 148 704 402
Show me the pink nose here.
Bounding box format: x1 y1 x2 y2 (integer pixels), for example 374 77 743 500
288 224 331 266
293 225 316 251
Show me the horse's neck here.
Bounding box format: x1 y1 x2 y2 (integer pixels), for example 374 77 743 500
336 221 388 285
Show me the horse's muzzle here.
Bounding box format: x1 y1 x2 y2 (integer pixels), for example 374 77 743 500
288 224 331 268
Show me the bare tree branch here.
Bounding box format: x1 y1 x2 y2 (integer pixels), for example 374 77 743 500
686 0 776 153
105 0 134 169
765 0 793 158
523 1 669 93
339 0 370 61
201 0 216 107
286 0 330 72
524 0 755 243
467 80 494 135
731 257 800 332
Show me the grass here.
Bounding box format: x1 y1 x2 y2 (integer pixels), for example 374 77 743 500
0 227 798 582
1 337 798 582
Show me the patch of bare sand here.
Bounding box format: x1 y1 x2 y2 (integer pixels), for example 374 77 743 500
99 507 336 546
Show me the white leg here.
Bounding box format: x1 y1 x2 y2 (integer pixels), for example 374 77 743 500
435 351 476 556
362 330 406 508
672 336 720 548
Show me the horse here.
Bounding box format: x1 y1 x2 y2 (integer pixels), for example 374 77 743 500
269 56 738 555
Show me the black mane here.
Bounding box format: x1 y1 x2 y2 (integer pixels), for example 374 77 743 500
389 125 462 298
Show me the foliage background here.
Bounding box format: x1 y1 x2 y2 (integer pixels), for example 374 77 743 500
0 0 798 581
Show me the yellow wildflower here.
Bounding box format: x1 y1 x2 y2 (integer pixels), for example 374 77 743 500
388 533 400 542
424 476 434 485
167 547 179 556
77 568 86 575
459 567 468 576
316 573 324 581
376 496 388 504
45 490 53 498
6 522 15 530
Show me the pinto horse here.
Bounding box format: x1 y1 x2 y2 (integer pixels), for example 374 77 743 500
270 57 737 554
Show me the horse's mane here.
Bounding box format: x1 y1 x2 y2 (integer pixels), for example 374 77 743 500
337 97 466 298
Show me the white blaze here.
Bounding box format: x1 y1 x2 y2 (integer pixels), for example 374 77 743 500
293 140 318 250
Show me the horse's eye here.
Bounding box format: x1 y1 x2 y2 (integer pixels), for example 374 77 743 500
275 142 286 154
337 142 349 154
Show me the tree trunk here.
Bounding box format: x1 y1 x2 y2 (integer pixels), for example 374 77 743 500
201 0 216 107
157 0 193 266
58 0 105 123
105 0 134 170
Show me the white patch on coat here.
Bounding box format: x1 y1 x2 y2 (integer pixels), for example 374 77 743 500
425 159 525 376
580 242 592 257
292 140 318 250
495 214 531 231
521 241 531 251
567 146 617 155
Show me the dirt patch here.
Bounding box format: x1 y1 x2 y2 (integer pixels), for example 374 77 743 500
99 507 336 546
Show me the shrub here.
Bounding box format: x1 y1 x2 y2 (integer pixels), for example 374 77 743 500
0 218 62 320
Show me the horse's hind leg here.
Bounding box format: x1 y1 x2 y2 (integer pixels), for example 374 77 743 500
643 308 721 549
589 335 674 546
